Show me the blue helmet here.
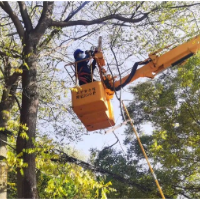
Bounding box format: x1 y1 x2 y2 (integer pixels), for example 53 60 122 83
74 49 84 59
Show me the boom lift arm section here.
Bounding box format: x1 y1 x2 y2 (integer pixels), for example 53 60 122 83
94 34 200 99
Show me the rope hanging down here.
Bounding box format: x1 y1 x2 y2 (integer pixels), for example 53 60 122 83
122 101 165 199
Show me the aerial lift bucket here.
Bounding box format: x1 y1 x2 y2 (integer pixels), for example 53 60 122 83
71 81 115 131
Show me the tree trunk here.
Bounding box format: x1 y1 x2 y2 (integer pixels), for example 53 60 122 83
0 132 7 199
0 83 19 199
16 41 39 198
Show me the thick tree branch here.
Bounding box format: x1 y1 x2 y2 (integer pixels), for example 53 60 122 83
51 13 149 27
18 1 33 32
6 72 21 87
34 1 54 37
51 2 200 28
39 1 48 22
64 1 90 22
0 1 24 38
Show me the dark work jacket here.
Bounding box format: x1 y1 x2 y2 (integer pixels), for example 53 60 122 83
75 55 96 75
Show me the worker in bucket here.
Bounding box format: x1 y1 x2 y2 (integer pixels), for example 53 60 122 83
74 49 97 85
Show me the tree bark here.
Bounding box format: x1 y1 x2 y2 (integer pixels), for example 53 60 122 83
16 34 39 198
15 2 54 198
0 132 7 199
0 83 18 199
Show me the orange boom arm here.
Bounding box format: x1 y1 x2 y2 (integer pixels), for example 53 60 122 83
94 34 200 98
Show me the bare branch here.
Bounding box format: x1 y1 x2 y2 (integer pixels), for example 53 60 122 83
131 2 144 19
51 13 149 27
39 17 102 49
13 93 21 111
0 1 24 38
18 1 33 32
6 32 18 36
29 4 43 18
101 137 119 151
59 26 102 47
0 138 16 150
64 65 76 85
0 22 13 27
60 2 70 21
167 3 200 9
51 2 200 28
64 1 90 22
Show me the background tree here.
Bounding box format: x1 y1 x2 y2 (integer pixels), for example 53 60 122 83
0 1 200 198
0 31 21 199
91 54 200 198
125 53 200 198
6 134 114 199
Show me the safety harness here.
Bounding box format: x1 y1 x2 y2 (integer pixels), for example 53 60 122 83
77 66 92 85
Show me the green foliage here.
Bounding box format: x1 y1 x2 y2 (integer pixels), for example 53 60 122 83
90 147 165 199
7 135 114 199
91 54 200 199
124 54 200 198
